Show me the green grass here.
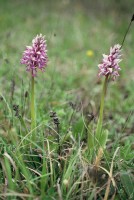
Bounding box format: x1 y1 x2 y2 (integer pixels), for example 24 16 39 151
0 0 134 199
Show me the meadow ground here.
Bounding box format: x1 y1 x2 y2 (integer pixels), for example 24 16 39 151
0 0 134 199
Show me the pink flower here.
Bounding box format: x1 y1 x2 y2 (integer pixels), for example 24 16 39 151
21 34 48 76
98 44 122 80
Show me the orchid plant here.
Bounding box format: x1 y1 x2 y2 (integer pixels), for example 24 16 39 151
21 34 48 141
88 14 134 153
96 44 122 148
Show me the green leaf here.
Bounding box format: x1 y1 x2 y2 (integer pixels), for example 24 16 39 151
88 123 94 151
99 129 108 148
73 117 84 138
120 171 134 199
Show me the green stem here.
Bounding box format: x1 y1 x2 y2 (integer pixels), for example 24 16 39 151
31 76 36 141
96 76 109 142
19 116 29 135
41 135 47 197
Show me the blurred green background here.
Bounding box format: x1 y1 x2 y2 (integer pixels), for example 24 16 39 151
0 0 134 140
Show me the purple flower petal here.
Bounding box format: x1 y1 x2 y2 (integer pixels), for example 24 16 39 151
21 34 48 76
98 44 122 80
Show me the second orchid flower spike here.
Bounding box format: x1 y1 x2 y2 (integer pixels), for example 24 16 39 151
98 44 122 81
